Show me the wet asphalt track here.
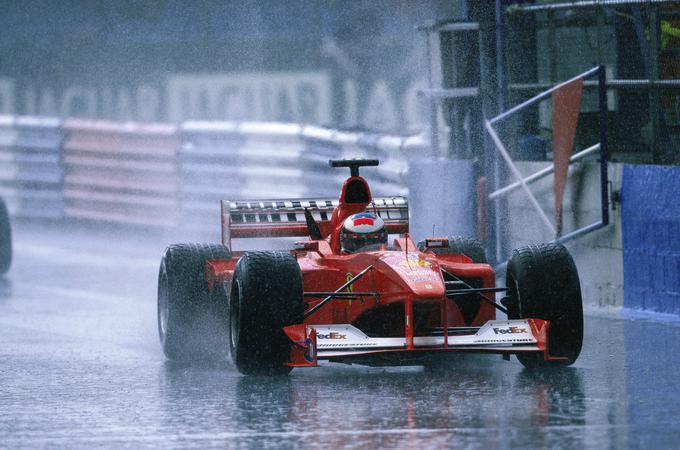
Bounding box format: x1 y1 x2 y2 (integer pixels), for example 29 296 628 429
1 223 680 449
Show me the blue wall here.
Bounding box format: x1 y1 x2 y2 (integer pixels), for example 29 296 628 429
622 164 680 315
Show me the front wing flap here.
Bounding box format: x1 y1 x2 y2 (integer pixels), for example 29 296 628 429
284 319 555 367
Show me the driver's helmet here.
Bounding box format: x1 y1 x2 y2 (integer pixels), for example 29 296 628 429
340 212 387 253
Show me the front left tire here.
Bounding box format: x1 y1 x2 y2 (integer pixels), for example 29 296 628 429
505 242 583 368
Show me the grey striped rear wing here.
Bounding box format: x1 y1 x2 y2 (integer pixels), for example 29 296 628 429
220 197 408 245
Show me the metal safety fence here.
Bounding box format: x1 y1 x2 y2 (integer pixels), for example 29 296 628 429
0 116 64 219
62 120 180 227
179 121 417 232
485 65 610 262
0 117 420 231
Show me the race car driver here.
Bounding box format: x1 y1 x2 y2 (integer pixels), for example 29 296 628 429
340 212 387 253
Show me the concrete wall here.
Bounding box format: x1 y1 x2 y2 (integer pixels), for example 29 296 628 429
408 159 475 242
503 161 624 310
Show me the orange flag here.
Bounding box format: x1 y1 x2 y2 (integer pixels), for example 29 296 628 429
552 78 583 235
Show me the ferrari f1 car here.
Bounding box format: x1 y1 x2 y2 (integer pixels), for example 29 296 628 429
158 159 583 374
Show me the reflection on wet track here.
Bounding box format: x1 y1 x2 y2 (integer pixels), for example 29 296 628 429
1 223 679 448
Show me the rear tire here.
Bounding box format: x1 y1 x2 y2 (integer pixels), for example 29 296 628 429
0 198 12 275
418 236 487 263
229 251 305 375
158 243 231 362
505 243 583 368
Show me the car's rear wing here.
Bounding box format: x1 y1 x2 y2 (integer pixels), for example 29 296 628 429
220 197 408 247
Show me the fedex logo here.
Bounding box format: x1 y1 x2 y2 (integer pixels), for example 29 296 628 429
493 326 527 335
317 332 347 339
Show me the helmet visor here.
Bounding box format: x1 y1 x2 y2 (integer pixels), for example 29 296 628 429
341 229 387 253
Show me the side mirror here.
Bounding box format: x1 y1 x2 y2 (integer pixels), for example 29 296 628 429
294 241 320 252
424 238 449 249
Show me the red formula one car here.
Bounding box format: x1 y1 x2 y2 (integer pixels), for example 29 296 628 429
158 159 583 374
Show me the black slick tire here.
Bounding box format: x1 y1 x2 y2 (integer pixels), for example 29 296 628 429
418 236 487 263
0 198 12 275
157 243 231 362
229 251 305 375
505 243 583 368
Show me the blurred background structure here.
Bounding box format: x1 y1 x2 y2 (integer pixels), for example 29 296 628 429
0 0 461 132
0 0 677 316
0 0 677 161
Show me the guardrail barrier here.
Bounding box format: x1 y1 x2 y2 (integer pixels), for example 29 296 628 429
179 121 418 233
62 120 180 227
0 116 64 219
0 117 417 231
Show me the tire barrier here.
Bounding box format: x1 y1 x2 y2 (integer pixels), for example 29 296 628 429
62 120 180 227
0 116 64 219
0 116 424 230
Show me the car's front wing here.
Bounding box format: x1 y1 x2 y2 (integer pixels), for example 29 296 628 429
284 319 564 367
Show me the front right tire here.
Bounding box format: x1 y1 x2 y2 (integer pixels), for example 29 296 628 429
417 236 487 263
